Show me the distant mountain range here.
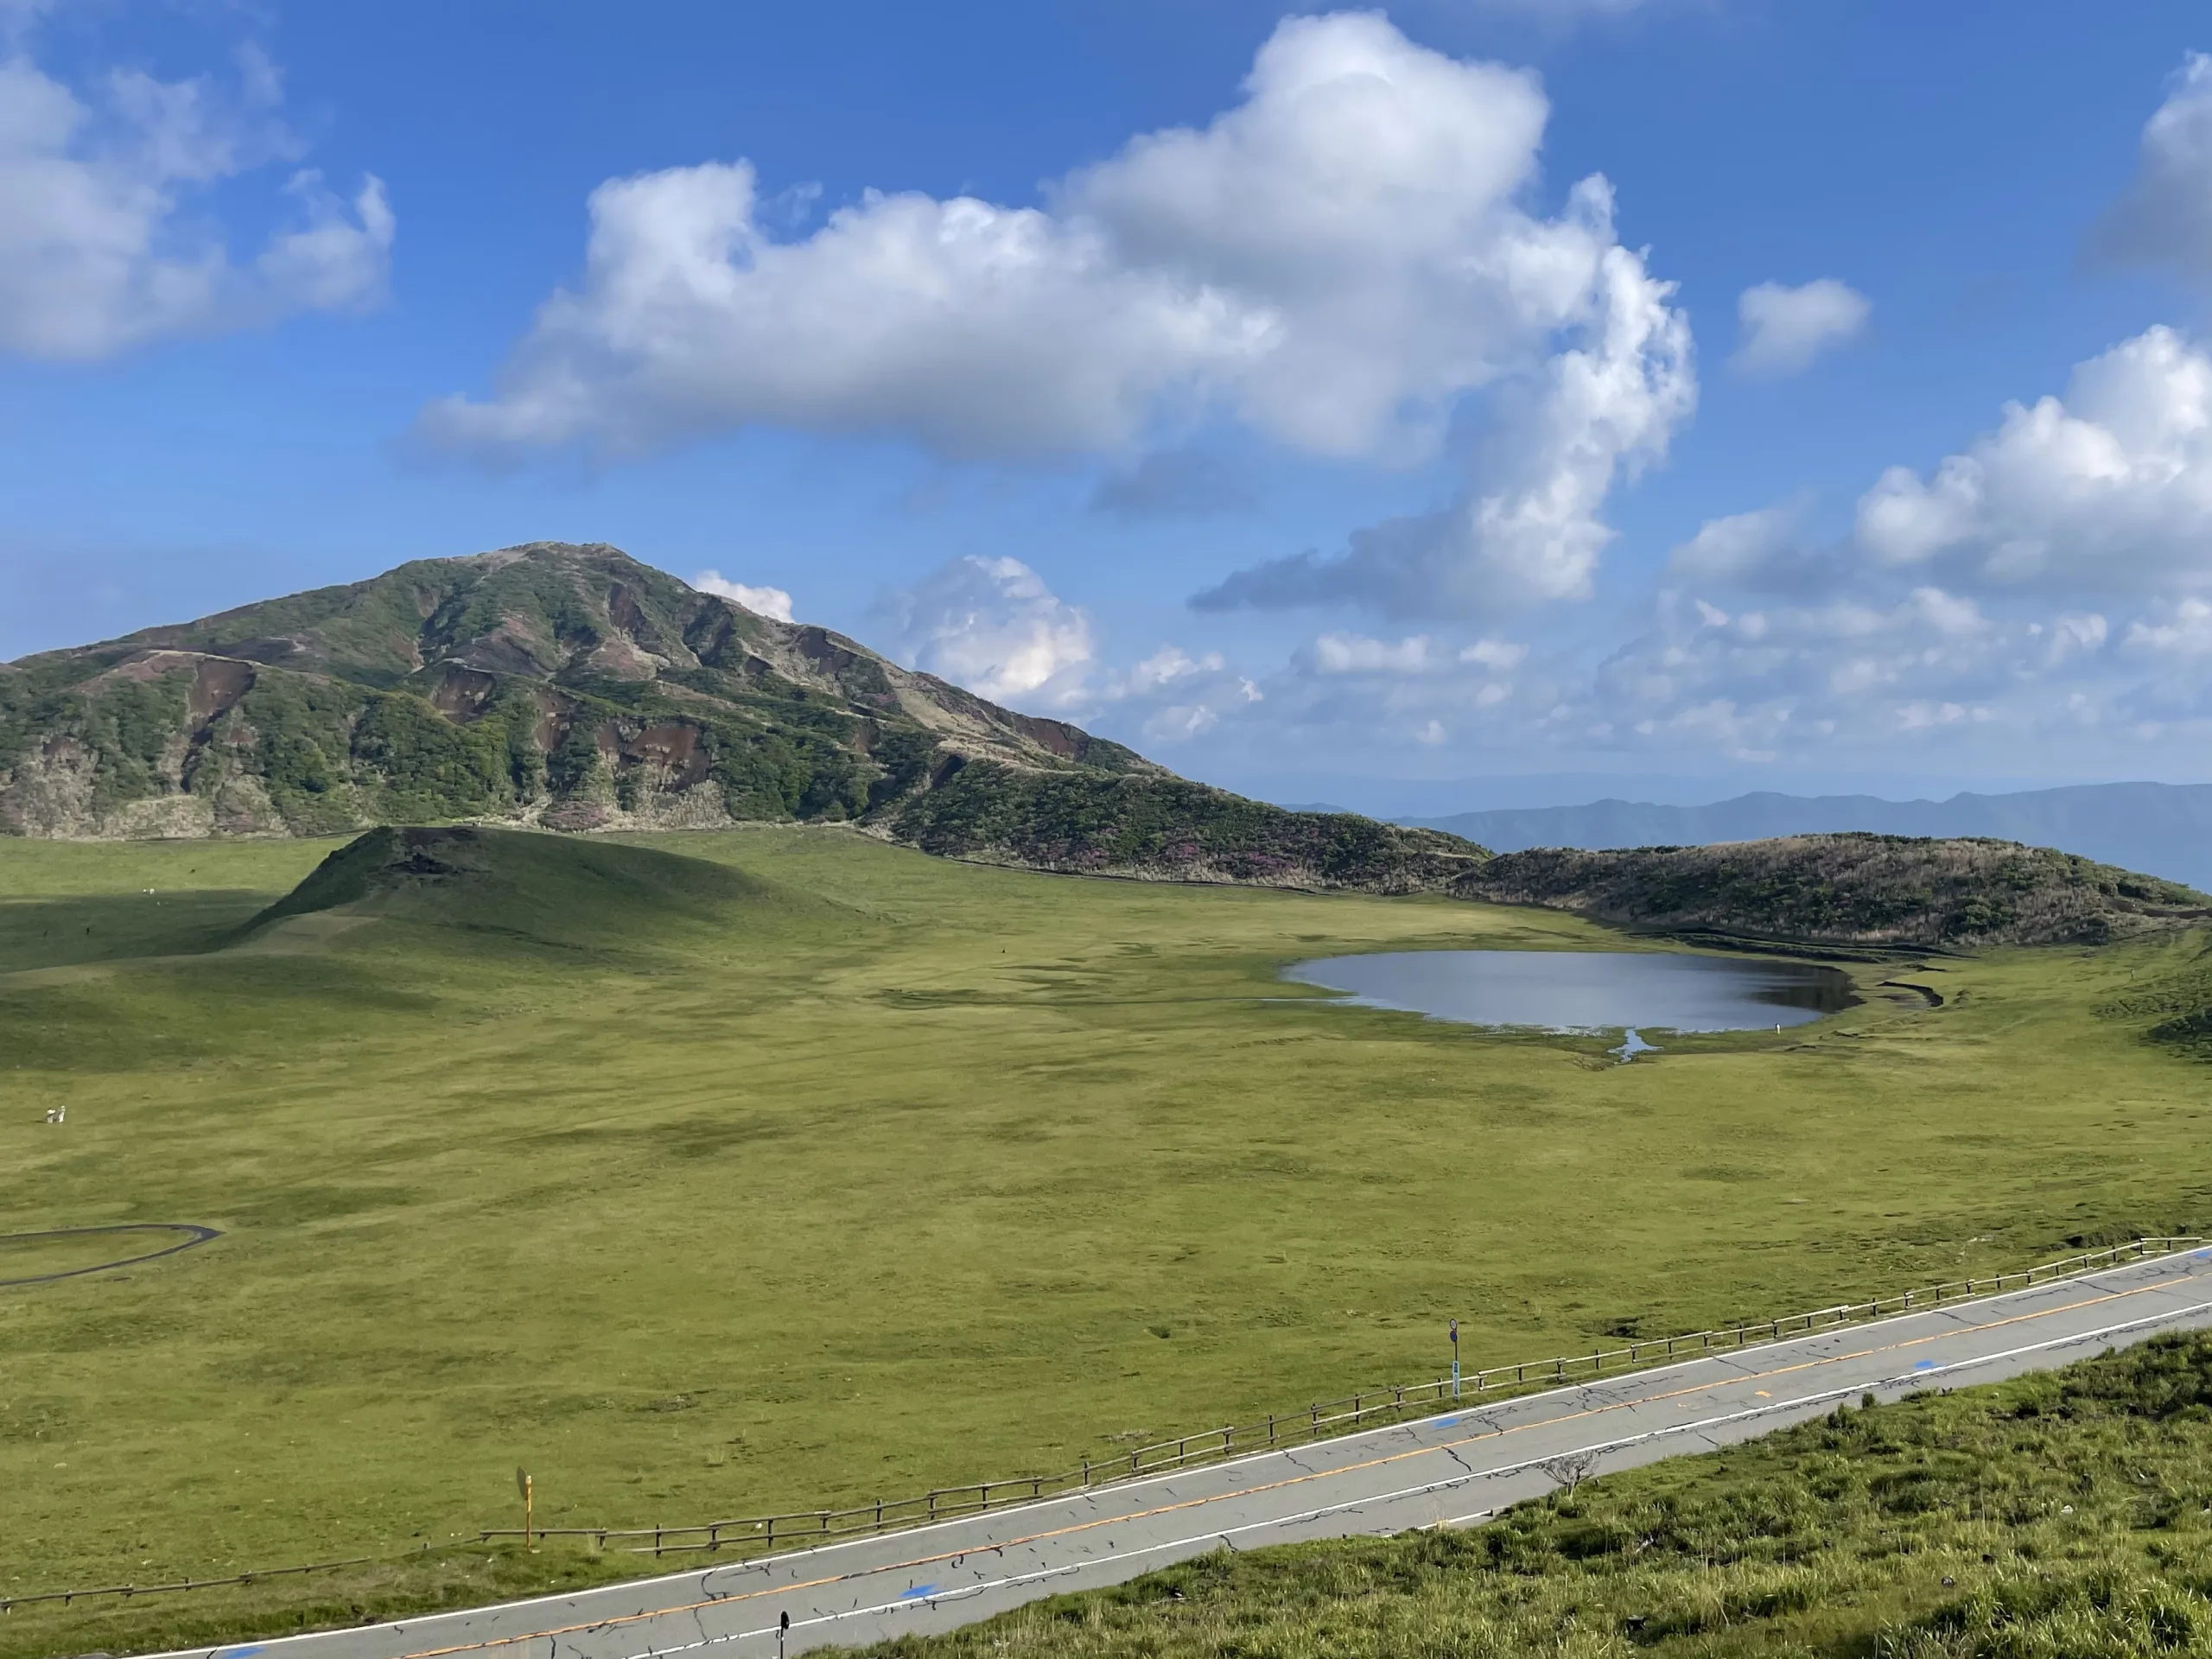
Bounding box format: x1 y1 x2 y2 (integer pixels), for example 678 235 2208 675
1405 785 2212 892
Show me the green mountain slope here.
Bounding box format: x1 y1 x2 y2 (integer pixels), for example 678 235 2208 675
0 542 1472 891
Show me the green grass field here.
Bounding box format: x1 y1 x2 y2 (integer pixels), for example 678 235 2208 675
3 825 2209 1657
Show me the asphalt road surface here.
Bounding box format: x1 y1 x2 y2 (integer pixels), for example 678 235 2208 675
168 1246 2212 1659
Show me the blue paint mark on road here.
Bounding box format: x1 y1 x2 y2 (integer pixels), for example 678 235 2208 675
2195 1250 2209 1260
1914 1360 1937 1370
900 1585 938 1601
219 1649 265 1658
1432 1416 1461 1428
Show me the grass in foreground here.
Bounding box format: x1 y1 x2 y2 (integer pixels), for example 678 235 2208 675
3 826 2210 1656
861 1332 2212 1659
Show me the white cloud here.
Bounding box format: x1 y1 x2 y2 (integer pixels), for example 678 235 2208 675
1669 504 1797 583
1731 278 1869 377
691 569 795 621
1854 325 2212 594
2126 596 2212 658
1582 583 2136 763
1311 632 1435 674
0 50 392 359
417 7 1690 581
1193 183 1694 618
1459 638 1527 670
882 556 1094 706
2091 52 2212 284
1097 645 1264 743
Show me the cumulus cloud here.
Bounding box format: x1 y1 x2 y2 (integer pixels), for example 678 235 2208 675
0 49 392 359
2090 53 2212 284
1309 632 1438 674
1097 644 1262 742
881 556 1094 706
1589 586 2113 763
1669 505 1796 583
1664 499 1840 594
1854 325 2212 594
2126 596 2212 658
1730 279 1870 377
1208 624 1544 756
417 7 1689 569
1193 180 1694 619
691 569 794 620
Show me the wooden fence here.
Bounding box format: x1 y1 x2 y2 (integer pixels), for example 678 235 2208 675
0 1555 375 1616
480 1235 2205 1562
8 1237 2195 1614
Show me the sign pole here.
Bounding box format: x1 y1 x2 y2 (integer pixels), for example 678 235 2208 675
1450 1319 1460 1399
517 1467 534 1550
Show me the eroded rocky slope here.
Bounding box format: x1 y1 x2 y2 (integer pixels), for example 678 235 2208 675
0 543 1481 893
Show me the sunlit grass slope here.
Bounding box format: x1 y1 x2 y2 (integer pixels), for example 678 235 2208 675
863 1332 2212 1659
2 824 2209 1656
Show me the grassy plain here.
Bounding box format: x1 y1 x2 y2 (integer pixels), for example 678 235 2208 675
2 825 2209 1656
865 1332 2212 1659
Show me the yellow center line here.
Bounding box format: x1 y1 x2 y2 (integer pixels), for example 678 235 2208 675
378 1266 2202 1659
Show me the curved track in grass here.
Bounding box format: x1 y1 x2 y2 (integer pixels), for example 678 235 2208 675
0 1223 221 1287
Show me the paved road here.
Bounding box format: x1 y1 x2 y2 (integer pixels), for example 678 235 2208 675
167 1247 2212 1659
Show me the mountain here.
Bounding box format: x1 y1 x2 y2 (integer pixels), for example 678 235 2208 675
0 542 1480 892
1455 835 2210 950
1407 784 2212 893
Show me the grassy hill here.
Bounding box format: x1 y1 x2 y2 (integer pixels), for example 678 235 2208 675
0 541 1476 894
858 1332 2212 1659
1459 833 2212 950
247 823 834 953
7 826 2212 1657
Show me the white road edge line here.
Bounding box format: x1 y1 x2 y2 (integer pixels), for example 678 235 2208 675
622 1291 2212 1659
160 1251 2212 1659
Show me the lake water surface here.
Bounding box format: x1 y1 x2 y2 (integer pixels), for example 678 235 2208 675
1282 950 1853 1034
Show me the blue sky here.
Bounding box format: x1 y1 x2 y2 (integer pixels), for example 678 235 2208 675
5 1 2212 812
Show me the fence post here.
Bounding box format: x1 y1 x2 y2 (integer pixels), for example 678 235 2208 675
1268 1414 1275 1446
1310 1403 1319 1440
1081 1458 1090 1488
